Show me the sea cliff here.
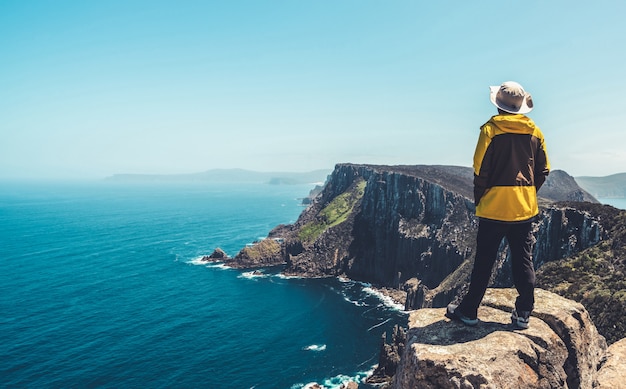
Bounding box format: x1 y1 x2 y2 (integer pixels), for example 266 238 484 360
225 164 604 305
209 163 626 387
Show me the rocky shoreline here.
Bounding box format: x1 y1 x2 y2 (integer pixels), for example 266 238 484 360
201 250 408 308
204 163 626 387
202 248 626 388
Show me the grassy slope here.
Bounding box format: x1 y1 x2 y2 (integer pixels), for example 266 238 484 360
298 179 366 243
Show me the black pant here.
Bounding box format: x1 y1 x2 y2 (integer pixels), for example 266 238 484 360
458 218 535 319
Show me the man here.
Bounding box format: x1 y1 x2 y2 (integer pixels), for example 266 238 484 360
446 81 550 329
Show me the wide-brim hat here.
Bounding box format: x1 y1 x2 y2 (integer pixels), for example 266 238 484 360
489 81 533 114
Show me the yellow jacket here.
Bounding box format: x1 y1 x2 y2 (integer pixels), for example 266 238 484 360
473 114 550 222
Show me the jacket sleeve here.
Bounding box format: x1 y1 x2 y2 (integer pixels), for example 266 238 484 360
473 127 492 206
534 133 550 190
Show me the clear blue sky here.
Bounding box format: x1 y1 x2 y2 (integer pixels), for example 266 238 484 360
2 1 625 179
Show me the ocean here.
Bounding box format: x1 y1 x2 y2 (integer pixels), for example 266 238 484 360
598 197 626 210
0 181 406 389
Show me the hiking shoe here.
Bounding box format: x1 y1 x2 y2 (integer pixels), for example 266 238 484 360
446 304 478 326
511 310 531 329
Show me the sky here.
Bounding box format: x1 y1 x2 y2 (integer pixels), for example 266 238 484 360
2 0 626 180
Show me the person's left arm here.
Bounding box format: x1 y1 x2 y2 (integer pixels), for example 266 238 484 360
473 126 493 205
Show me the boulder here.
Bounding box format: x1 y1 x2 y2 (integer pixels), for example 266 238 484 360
391 288 607 389
232 238 282 267
482 288 606 389
597 337 626 388
367 325 407 384
202 247 228 261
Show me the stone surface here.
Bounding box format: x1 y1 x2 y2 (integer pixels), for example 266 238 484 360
597 337 626 389
368 325 407 384
391 288 606 389
202 247 228 261
482 288 606 389
230 238 282 268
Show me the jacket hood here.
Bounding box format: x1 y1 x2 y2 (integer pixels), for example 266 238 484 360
487 114 537 135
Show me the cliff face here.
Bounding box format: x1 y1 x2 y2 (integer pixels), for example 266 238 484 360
492 205 603 288
213 164 609 311
535 201 626 345
276 164 604 310
538 169 597 203
212 163 626 387
282 164 476 283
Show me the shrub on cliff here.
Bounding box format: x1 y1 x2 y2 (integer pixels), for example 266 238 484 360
537 202 626 344
298 179 366 243
235 239 281 263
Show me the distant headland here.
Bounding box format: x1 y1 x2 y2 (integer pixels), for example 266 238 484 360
104 167 626 197
104 168 332 185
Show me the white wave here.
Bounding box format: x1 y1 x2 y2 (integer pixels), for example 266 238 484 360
322 374 362 389
274 273 302 280
210 263 232 270
337 276 352 284
333 277 370 307
321 369 374 389
291 383 319 389
339 277 372 288
362 286 405 311
342 295 367 307
303 344 326 352
357 280 372 288
367 318 392 332
187 256 208 266
290 366 374 389
238 270 267 280
186 257 231 270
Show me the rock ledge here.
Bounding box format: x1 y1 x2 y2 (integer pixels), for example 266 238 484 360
391 288 607 389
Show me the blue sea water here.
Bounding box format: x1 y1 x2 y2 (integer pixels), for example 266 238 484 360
0 181 406 389
598 197 626 210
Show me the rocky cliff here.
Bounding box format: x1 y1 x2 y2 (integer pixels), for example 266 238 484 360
274 164 604 308
389 288 609 389
215 164 622 326
210 163 626 387
535 201 626 345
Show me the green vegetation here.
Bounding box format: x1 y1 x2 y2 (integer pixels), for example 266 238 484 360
537 204 626 344
240 238 281 260
298 179 367 243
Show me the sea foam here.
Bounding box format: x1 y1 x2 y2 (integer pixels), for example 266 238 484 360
187 257 231 270
291 368 374 389
238 270 268 279
362 286 405 311
303 344 326 352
